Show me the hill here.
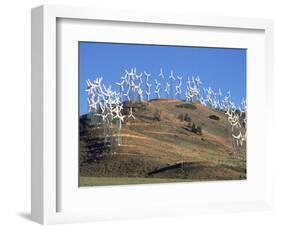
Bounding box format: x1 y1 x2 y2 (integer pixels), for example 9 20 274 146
79 99 246 186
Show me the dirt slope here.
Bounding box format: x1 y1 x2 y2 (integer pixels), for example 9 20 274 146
80 99 246 181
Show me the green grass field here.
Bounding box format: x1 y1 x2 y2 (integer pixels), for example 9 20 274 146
80 176 192 186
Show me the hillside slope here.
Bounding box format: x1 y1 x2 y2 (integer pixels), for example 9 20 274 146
80 99 246 184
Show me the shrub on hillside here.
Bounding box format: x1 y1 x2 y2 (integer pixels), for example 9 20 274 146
184 114 191 122
187 122 203 136
197 125 202 135
178 113 192 122
178 113 184 121
153 109 161 121
191 123 197 133
176 102 197 110
208 114 220 120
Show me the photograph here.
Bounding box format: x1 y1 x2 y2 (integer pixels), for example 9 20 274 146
79 42 247 187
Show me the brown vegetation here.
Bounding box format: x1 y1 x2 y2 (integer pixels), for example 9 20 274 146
79 99 246 184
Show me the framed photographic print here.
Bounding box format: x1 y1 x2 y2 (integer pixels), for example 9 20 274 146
31 5 274 224
78 42 247 187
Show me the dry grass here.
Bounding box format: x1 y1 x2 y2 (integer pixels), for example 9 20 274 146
80 99 246 185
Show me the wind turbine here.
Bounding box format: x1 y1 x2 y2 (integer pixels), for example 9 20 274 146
158 68 165 96
144 71 151 102
127 107 136 120
232 131 246 147
165 82 171 97
155 88 160 99
214 88 222 110
169 70 175 97
113 103 126 146
159 68 164 79
144 71 151 82
185 76 200 102
88 97 100 112
204 87 215 108
239 97 247 116
155 79 161 88
123 86 131 102
175 76 182 99
135 70 143 84
116 80 125 102
146 82 152 101
116 81 124 92
194 76 202 87
154 79 161 99
137 88 144 102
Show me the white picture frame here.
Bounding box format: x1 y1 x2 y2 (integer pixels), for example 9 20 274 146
31 5 274 225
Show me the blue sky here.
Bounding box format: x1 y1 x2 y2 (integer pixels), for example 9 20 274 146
79 42 246 115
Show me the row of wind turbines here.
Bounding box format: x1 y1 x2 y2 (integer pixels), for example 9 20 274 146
85 67 247 150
